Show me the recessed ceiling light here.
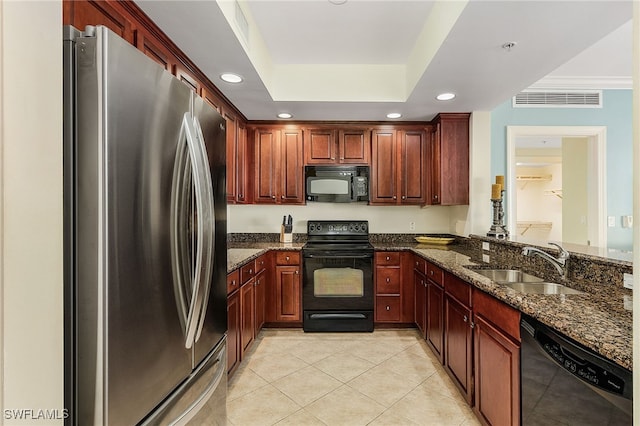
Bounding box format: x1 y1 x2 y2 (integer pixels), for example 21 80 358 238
277 112 293 119
220 73 243 83
436 92 456 101
386 113 402 119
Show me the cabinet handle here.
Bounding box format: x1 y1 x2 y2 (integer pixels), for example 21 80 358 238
393 196 397 200
232 280 236 286
386 277 390 283
239 193 243 197
331 157 335 160
272 195 276 199
281 195 285 199
402 195 406 200
295 270 299 275
386 256 390 261
386 305 390 311
463 315 468 323
434 195 439 200
470 321 475 329
286 256 290 261
249 269 253 274
430 271 434 276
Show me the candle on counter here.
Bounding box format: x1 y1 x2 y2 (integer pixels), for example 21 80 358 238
495 175 505 189
491 183 502 199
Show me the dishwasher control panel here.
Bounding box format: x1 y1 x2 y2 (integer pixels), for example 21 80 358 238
538 332 625 395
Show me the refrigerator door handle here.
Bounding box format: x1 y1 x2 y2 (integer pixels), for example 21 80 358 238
170 112 214 349
191 116 215 344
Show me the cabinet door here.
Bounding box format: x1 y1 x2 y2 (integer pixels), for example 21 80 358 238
399 129 427 204
227 291 241 375
254 270 266 334
275 266 301 322
474 315 520 426
280 129 304 204
136 28 174 71
304 128 337 164
240 280 255 356
254 128 279 203
445 296 473 404
431 114 470 205
225 112 238 203
338 129 370 164
430 124 442 205
236 122 250 203
426 281 444 362
370 129 397 203
414 270 427 338
173 62 200 93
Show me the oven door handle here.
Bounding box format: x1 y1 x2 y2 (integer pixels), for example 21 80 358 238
304 253 373 259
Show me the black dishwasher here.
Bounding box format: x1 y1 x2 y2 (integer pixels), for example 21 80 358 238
520 315 632 425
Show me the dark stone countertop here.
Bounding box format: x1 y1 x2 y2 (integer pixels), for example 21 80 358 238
226 242 632 370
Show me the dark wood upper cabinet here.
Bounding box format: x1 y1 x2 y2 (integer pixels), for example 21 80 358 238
252 126 304 205
430 113 470 206
225 112 238 203
371 127 426 205
304 127 370 165
136 28 174 71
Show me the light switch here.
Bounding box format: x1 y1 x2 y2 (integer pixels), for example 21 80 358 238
622 215 633 228
608 216 616 227
482 242 490 251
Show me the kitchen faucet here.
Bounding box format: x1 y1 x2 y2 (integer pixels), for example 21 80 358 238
522 242 570 280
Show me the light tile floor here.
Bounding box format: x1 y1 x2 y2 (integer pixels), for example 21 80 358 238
227 329 481 426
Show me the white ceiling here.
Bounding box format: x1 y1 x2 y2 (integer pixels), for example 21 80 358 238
136 0 632 122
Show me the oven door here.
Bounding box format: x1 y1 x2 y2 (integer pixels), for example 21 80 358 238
302 252 373 311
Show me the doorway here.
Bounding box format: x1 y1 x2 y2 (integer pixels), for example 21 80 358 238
506 126 607 247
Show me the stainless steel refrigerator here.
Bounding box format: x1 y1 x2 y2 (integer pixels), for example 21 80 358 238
63 25 227 425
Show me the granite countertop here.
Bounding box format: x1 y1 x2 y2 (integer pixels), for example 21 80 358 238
226 242 632 370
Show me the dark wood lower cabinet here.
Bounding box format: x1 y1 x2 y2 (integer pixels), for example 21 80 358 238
473 314 520 426
226 290 241 375
426 281 444 362
254 270 266 333
240 279 255 356
414 269 427 337
444 295 473 404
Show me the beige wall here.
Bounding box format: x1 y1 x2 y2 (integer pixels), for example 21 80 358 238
1 2 64 425
562 137 589 245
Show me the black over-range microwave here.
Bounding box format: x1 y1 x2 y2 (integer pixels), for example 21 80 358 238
305 165 369 203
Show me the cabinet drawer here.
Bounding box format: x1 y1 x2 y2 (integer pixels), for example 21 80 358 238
376 296 401 322
413 256 427 274
255 254 268 273
427 262 444 286
474 290 520 341
241 261 256 284
375 251 401 266
227 269 240 295
376 268 401 294
445 274 472 307
275 251 300 265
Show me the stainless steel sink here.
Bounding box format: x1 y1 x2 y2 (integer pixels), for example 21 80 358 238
502 282 584 295
471 269 544 283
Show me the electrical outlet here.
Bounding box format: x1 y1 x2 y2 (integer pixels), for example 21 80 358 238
608 216 616 227
622 215 633 228
409 221 416 231
482 254 490 263
623 273 633 289
482 242 490 251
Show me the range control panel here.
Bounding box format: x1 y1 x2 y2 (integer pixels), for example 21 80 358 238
307 220 369 236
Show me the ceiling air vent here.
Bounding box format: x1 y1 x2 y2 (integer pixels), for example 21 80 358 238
512 90 602 108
